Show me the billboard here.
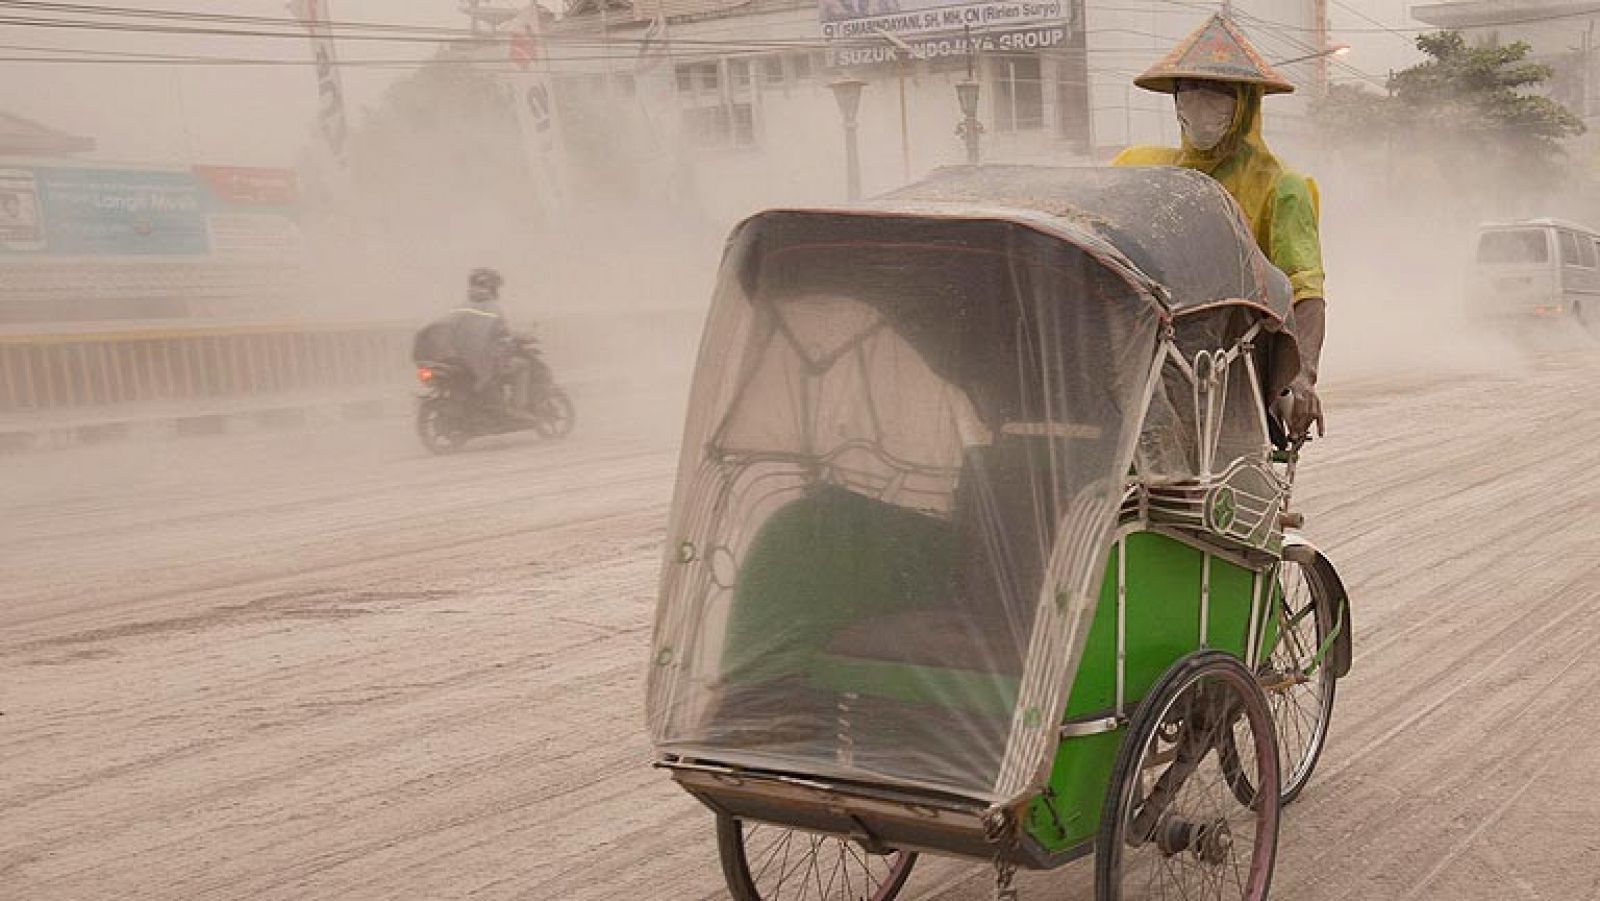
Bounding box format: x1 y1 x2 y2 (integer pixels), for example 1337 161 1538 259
821 0 1080 66
0 165 299 257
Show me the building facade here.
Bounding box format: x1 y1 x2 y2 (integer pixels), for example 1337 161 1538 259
481 0 1323 221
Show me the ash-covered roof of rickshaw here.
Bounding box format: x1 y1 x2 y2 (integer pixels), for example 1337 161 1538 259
723 165 1303 423
872 165 1294 322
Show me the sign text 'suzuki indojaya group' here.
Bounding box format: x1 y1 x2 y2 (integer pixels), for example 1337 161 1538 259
819 0 1067 40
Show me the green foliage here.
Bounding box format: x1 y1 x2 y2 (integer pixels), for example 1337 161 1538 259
1309 30 1588 208
1387 31 1585 150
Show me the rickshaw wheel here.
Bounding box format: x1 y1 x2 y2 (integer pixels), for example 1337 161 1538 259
715 815 916 901
1254 553 1331 806
1224 548 1339 806
1094 651 1281 901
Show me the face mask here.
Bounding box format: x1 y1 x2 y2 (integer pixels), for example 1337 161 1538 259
1175 86 1237 151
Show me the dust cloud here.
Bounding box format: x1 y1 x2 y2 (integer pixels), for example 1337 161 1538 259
291 56 896 444
1288 129 1598 389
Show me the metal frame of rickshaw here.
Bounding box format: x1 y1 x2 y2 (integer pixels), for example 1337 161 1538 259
660 291 1350 879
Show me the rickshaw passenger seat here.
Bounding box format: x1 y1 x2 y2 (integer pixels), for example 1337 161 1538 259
723 483 959 681
820 439 1056 677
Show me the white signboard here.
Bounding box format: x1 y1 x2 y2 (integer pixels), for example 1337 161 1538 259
820 0 1067 41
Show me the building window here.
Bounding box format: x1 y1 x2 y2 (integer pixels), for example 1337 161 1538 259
994 56 1044 132
676 58 759 149
1055 53 1090 148
729 58 753 91
791 52 814 81
1561 230 1583 267
761 55 786 87
675 61 719 96
683 103 756 148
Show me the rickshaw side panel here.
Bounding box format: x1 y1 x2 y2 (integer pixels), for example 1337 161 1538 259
1025 530 1261 854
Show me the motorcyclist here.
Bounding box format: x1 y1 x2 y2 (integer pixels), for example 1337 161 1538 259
446 267 538 421
1113 14 1327 439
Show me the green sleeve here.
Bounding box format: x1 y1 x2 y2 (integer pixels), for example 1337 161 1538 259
1271 173 1325 302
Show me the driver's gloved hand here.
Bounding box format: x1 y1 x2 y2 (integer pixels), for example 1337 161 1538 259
1287 376 1324 438
1287 297 1326 439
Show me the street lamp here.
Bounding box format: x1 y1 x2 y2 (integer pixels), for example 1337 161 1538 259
829 79 867 200
955 79 982 166
1270 44 1350 67
1271 44 1349 97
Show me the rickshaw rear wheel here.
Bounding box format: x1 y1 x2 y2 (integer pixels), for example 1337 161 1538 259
716 815 916 901
1094 651 1281 901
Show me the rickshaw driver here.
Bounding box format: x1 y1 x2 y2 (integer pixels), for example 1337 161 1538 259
1112 14 1327 438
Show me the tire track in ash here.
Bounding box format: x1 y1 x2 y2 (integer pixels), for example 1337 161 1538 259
1 466 672 642
1 525 670 899
1276 595 1600 899
0 513 664 805
5 435 670 551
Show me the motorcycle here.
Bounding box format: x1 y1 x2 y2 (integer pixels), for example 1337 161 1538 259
414 335 575 454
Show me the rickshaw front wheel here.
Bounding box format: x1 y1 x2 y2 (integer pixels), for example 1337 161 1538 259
1244 547 1340 806
1094 651 1281 901
716 815 917 901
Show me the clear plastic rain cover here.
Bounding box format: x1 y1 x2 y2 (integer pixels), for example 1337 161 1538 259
647 203 1167 806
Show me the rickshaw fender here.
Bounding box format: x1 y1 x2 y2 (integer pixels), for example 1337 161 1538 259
1282 537 1353 679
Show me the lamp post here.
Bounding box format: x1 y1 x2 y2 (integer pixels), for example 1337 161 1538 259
1271 44 1351 97
829 79 867 200
955 79 982 165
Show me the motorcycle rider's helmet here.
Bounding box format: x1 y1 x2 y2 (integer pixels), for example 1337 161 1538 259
468 267 503 303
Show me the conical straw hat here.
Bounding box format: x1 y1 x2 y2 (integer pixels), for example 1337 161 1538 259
1134 14 1296 95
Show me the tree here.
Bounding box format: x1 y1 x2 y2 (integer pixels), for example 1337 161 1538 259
1310 30 1588 214
1388 31 1584 158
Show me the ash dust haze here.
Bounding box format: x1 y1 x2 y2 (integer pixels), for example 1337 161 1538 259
2 2 1599 900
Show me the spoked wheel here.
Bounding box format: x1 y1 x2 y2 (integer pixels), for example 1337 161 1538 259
531 386 576 439
416 398 468 455
716 816 916 901
1249 548 1338 805
1095 651 1281 901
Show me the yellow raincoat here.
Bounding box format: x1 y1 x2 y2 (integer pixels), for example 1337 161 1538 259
1113 84 1326 302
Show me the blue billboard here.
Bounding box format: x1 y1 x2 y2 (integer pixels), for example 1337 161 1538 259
0 165 297 257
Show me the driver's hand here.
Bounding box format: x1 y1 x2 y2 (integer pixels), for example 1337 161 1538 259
1288 377 1325 438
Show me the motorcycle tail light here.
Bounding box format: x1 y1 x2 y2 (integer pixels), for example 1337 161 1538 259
417 367 434 382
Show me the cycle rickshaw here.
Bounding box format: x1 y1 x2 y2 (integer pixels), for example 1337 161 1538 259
647 165 1352 900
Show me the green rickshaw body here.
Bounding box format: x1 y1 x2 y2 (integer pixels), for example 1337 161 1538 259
647 165 1304 865
1027 531 1277 854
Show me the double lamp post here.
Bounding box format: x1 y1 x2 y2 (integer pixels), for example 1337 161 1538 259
829 61 984 201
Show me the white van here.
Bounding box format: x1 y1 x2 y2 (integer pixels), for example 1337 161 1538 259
1470 219 1600 325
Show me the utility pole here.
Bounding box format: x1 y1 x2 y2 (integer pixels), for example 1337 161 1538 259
1386 68 1395 193
1585 21 1595 119
1312 0 1330 96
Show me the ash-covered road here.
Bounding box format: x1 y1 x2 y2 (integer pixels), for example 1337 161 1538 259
4 353 1599 900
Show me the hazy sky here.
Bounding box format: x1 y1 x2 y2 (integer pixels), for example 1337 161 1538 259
0 0 469 166
0 0 1426 168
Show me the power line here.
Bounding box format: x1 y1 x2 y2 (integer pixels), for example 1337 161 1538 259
0 0 478 35
1327 0 1415 46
